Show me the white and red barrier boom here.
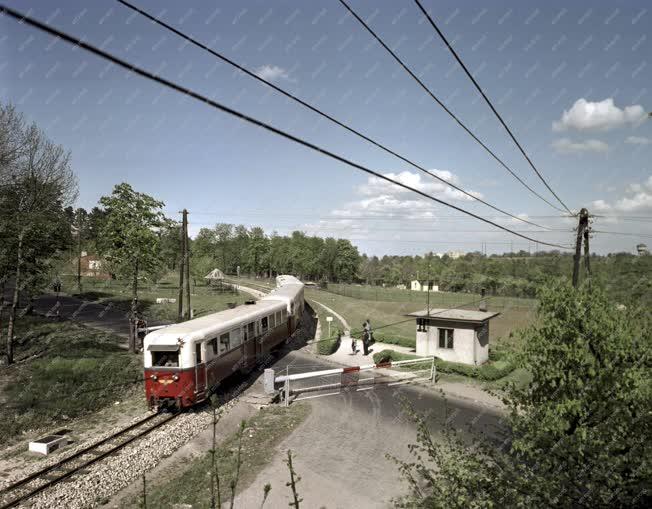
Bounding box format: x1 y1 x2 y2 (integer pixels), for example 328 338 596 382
264 357 436 405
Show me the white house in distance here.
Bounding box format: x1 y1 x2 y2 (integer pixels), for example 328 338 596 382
410 280 439 292
407 308 500 365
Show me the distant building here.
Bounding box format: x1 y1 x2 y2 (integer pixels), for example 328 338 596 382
410 280 439 292
407 308 500 365
637 243 649 256
446 250 464 260
77 254 110 279
204 268 225 281
395 284 407 290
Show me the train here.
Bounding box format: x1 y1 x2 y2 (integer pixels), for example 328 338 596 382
143 275 305 409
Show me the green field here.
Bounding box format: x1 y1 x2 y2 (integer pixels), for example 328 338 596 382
60 274 249 322
326 283 536 310
0 316 141 443
305 288 535 349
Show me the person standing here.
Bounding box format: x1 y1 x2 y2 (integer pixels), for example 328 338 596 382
362 323 370 356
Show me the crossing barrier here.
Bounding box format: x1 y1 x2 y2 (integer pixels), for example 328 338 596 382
264 357 436 406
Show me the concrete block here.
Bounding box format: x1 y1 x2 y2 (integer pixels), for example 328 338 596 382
29 435 68 455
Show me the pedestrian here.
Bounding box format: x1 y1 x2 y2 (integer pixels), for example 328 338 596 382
351 335 357 355
362 324 370 356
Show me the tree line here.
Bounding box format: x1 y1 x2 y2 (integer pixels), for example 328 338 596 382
359 250 651 305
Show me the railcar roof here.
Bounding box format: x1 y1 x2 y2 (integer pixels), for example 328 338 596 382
261 283 304 301
145 299 284 345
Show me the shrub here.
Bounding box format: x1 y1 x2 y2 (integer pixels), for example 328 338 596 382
372 332 416 349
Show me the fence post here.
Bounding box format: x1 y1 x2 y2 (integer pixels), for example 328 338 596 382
430 357 436 383
284 379 290 407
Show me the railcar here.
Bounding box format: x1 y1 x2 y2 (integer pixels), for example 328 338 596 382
143 275 304 409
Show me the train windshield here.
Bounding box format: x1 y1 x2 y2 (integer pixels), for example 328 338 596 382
151 350 179 367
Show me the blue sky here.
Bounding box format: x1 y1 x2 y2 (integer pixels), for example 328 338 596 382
1 0 651 255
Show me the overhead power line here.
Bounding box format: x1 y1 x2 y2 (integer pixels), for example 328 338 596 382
413 0 573 216
0 4 572 251
337 0 566 214
592 230 652 239
115 0 547 231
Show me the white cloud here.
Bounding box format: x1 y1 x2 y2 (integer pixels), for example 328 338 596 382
254 64 291 82
357 170 481 203
591 175 652 212
625 135 652 145
552 98 646 132
551 138 609 154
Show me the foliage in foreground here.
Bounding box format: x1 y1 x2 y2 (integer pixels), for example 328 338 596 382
393 281 651 508
136 404 310 509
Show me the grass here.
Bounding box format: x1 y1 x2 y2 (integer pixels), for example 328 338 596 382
308 299 346 355
327 283 537 309
0 315 141 443
134 403 311 509
60 274 249 322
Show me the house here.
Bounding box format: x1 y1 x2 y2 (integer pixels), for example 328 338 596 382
77 253 110 279
410 280 439 292
636 243 649 256
406 308 500 365
395 284 407 290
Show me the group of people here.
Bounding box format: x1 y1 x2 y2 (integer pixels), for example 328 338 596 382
351 319 374 356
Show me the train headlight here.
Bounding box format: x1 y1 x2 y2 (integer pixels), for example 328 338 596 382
150 374 158 381
172 374 179 381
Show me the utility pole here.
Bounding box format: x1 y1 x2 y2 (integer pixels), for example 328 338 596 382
177 210 187 321
184 210 191 319
76 227 82 293
572 208 589 288
583 218 592 289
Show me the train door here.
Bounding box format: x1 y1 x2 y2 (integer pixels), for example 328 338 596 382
194 343 206 397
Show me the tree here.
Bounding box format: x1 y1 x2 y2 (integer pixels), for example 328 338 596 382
0 104 77 364
98 183 167 352
394 281 651 508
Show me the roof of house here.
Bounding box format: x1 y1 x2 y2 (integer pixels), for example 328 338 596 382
406 308 500 324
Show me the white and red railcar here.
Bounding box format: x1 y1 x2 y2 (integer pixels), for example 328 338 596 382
143 276 304 409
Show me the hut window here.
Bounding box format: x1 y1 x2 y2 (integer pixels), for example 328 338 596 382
438 328 454 349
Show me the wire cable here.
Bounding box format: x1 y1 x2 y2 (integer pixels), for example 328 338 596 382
337 0 566 214
0 4 572 250
115 0 547 231
413 0 573 216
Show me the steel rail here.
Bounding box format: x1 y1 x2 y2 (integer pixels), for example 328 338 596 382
0 412 178 509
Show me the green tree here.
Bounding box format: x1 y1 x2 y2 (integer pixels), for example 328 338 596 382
98 183 167 351
394 281 651 508
1 104 77 364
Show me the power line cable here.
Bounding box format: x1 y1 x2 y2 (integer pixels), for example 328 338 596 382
337 0 566 214
0 4 572 251
115 0 547 231
413 0 573 215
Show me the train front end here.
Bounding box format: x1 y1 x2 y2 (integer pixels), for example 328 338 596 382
143 331 196 409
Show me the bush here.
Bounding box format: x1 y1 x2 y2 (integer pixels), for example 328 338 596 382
372 349 516 381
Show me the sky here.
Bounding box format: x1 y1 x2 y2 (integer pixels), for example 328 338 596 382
1 0 651 256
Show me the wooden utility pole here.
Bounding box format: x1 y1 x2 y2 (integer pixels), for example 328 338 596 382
583 220 591 288
184 211 191 319
572 208 589 288
177 210 186 321
76 227 82 293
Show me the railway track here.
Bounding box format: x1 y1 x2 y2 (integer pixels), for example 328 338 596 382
0 411 178 509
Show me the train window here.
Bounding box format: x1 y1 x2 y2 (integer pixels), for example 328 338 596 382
261 316 268 332
281 309 287 321
269 313 275 328
247 322 255 338
195 344 202 364
219 332 230 353
230 329 241 348
152 351 179 367
275 311 281 325
210 338 218 355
